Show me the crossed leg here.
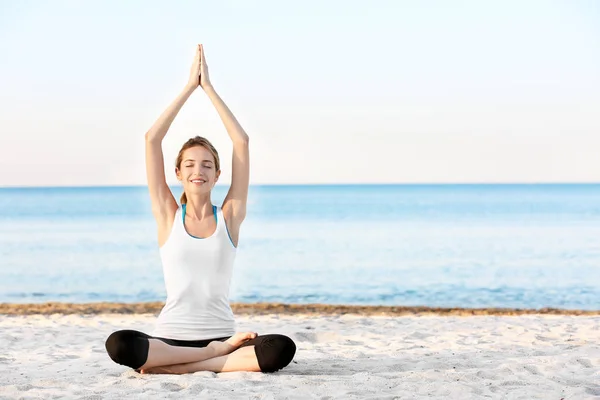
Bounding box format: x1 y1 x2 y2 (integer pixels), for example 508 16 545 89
140 345 260 374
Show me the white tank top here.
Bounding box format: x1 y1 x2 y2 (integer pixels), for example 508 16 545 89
151 204 237 340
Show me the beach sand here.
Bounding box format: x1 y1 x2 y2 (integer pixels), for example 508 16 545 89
1 304 599 399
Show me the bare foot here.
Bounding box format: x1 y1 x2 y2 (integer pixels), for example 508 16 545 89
208 331 258 356
139 365 180 375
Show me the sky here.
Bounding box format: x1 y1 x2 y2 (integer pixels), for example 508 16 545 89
0 0 599 187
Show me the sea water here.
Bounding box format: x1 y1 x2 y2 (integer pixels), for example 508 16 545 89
0 184 599 310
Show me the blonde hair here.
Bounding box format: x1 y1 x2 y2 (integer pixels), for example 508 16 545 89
175 136 220 205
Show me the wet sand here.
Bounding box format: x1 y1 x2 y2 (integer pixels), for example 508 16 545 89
0 301 598 316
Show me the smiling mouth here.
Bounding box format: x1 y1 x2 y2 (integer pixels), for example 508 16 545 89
190 179 206 185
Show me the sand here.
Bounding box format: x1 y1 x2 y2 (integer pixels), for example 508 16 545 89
1 302 598 316
1 308 599 399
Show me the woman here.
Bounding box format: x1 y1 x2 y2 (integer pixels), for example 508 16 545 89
105 44 296 374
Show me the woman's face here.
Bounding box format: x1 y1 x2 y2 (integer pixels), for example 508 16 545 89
176 146 220 194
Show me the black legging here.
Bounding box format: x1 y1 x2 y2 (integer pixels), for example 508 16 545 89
105 330 296 373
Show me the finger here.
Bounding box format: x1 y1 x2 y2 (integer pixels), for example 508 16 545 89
200 44 206 62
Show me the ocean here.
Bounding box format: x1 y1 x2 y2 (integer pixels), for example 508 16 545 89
0 184 599 310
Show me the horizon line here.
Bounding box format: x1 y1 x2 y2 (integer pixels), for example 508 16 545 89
1 181 599 190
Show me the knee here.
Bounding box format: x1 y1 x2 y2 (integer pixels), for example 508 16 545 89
104 330 149 370
256 334 297 373
105 330 132 366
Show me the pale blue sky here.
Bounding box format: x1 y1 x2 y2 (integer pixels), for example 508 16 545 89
0 0 599 186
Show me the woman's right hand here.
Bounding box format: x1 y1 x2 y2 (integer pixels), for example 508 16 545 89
186 45 202 89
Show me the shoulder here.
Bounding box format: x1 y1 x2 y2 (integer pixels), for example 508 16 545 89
156 204 181 247
220 204 242 248
221 201 245 224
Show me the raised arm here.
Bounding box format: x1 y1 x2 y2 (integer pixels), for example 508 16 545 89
145 46 202 227
199 45 250 232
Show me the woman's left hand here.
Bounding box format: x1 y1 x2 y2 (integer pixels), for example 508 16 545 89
199 44 213 91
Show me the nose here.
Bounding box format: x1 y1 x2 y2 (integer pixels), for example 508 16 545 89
192 165 203 176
